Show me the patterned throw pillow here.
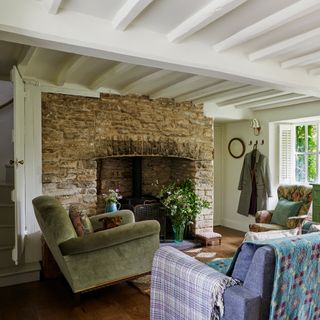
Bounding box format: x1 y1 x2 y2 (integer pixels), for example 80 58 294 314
98 216 122 230
69 204 93 237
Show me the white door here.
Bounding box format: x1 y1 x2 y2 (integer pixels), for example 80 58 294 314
11 66 26 265
214 126 223 226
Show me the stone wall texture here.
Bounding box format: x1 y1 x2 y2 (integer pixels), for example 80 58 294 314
42 93 214 233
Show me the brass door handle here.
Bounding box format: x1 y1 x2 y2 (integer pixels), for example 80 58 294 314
9 159 24 166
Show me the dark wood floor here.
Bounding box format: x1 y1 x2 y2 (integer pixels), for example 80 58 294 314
0 226 244 320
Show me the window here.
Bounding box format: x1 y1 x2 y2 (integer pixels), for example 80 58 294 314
280 123 320 184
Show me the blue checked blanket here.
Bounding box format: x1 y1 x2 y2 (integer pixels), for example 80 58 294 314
150 246 239 320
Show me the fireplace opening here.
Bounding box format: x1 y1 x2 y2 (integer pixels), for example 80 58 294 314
96 156 197 240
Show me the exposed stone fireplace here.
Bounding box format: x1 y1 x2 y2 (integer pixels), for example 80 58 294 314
96 156 196 212
42 93 214 234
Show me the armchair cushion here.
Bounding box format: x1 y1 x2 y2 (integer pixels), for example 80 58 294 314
270 198 303 227
59 220 160 256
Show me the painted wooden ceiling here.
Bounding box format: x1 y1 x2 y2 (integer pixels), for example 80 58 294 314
1 0 320 111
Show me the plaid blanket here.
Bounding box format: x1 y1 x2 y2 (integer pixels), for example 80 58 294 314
150 247 238 320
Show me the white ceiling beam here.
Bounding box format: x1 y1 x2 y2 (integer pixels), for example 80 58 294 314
193 85 252 103
121 69 173 94
112 0 154 31
18 46 38 68
175 81 243 102
281 51 320 69
194 85 270 103
167 0 247 43
43 0 63 14
2 0 320 98
55 55 87 86
89 63 136 90
150 75 205 99
237 93 304 109
218 89 283 106
309 68 320 76
234 91 291 108
249 27 320 61
214 0 320 52
252 96 320 111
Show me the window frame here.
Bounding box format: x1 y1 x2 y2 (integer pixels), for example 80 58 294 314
293 122 320 184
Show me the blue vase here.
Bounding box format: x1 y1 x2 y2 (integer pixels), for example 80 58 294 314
105 202 121 213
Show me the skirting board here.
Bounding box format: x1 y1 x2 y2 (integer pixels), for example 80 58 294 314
0 262 41 287
222 218 251 233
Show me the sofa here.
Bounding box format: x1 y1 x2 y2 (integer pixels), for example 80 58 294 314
151 231 320 320
33 195 160 293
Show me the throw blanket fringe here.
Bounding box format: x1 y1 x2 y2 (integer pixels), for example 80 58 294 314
150 246 238 320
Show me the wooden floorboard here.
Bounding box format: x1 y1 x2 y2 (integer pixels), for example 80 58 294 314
0 226 244 320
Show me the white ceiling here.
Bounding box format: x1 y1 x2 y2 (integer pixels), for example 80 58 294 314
1 0 320 112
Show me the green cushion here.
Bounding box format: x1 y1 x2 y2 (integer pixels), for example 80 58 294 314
271 198 303 227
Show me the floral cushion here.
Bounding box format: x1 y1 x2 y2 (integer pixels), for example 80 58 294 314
69 204 93 237
277 185 313 216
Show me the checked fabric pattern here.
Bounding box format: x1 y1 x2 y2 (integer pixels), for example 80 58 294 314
150 246 238 320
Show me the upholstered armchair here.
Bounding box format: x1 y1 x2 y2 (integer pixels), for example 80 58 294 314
249 185 312 232
33 195 160 293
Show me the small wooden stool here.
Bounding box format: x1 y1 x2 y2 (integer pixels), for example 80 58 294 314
196 231 222 246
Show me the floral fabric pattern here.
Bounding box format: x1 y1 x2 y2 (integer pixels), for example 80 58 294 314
277 185 313 216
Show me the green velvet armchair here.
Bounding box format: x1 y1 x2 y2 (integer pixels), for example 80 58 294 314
33 195 160 293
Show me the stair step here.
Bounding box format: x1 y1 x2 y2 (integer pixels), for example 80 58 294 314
0 247 15 268
0 226 14 247
0 184 13 203
0 204 14 225
0 262 40 287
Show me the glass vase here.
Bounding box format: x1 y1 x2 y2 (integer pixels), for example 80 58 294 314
172 223 185 243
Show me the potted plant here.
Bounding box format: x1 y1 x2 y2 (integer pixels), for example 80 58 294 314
159 179 209 243
103 188 122 212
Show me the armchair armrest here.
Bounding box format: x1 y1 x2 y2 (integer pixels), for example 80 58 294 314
287 214 309 230
89 210 135 231
59 220 160 256
255 210 274 223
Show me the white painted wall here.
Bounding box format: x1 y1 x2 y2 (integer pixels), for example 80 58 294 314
214 101 320 232
0 103 13 183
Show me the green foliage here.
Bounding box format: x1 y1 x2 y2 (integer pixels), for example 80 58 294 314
295 124 318 182
159 179 210 226
102 189 122 204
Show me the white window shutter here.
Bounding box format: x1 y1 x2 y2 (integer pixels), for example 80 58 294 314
279 124 293 184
